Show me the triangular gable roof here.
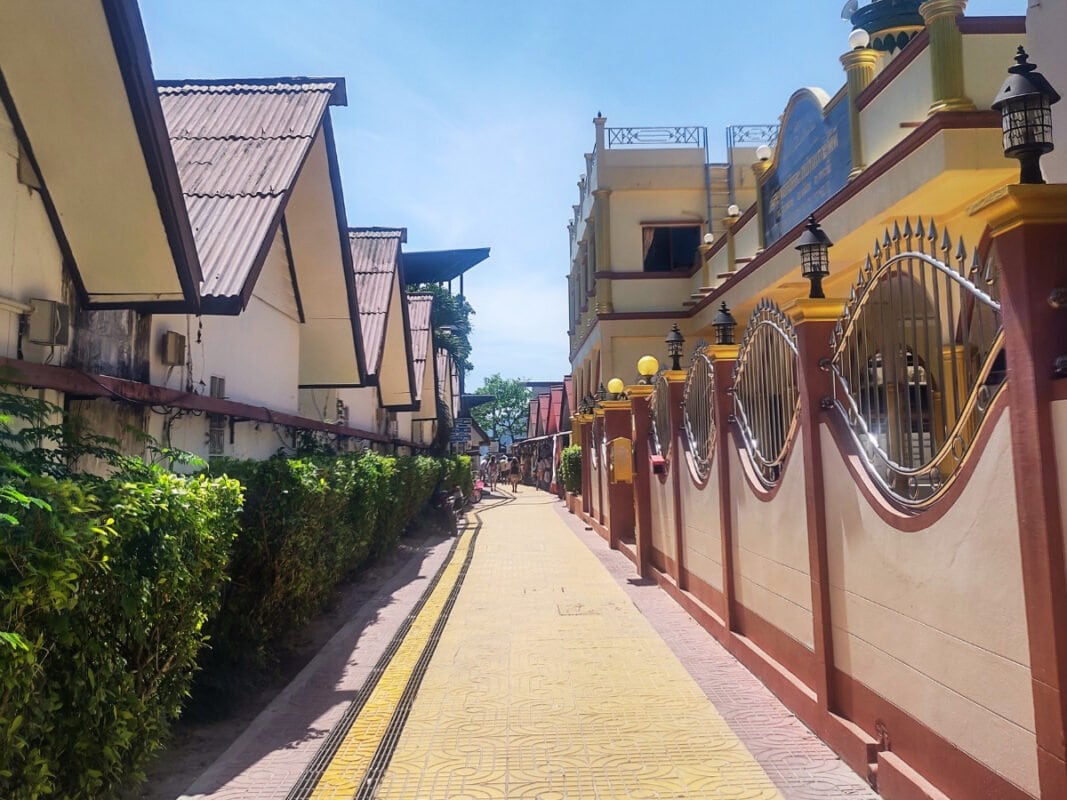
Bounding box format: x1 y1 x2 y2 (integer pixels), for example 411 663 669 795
548 385 564 435
349 228 403 377
561 376 573 432
0 1 202 311
537 392 551 437
158 78 343 312
527 399 538 440
406 293 434 403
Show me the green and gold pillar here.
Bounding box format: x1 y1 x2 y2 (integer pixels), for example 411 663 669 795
840 46 882 178
919 0 975 114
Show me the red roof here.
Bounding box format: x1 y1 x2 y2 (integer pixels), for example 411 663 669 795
537 392 551 437
406 294 433 402
349 229 403 377
158 79 340 310
527 399 538 440
548 385 564 435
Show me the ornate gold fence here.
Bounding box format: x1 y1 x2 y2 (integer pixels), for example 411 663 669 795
828 218 1004 506
732 299 800 486
683 350 716 480
649 375 673 458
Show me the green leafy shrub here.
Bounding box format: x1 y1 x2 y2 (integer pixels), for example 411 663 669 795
0 459 241 799
441 455 473 499
196 451 449 709
560 444 582 495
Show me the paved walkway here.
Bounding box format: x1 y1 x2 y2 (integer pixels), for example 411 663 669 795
179 489 878 800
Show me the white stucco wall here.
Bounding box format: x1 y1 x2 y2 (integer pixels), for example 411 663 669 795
1028 0 1067 183
678 449 723 593
0 100 69 364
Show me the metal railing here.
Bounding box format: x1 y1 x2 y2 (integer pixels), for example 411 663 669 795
828 218 1004 506
607 126 707 149
650 375 673 458
733 299 801 486
683 350 716 480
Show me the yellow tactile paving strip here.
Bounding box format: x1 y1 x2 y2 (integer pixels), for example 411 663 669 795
372 493 785 800
307 526 476 800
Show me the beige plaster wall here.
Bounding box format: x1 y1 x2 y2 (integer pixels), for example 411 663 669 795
963 34 1029 111
610 277 691 313
649 464 676 568
151 233 300 413
0 101 69 363
1028 0 1067 183
679 451 723 592
728 438 814 649
859 48 933 167
149 405 283 464
821 414 1036 797
608 189 709 273
379 278 413 406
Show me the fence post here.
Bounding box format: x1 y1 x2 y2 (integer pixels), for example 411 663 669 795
629 383 654 579
602 399 636 550
665 371 688 589
784 298 844 714
972 184 1067 799
707 345 740 632
593 406 606 527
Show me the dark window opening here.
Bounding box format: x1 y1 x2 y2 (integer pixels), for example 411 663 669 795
642 225 701 272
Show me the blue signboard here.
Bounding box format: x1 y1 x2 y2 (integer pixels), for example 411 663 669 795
759 90 851 248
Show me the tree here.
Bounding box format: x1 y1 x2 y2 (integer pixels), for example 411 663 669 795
470 374 531 442
406 283 475 374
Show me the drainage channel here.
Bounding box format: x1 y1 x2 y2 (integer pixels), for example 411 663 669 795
285 516 480 800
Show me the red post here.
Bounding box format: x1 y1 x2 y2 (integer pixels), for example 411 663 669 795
976 185 1067 799
785 299 842 714
708 347 739 632
629 384 654 579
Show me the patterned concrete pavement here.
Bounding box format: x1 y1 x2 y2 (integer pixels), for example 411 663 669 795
176 488 879 799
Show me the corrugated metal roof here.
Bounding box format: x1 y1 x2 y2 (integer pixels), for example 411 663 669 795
407 293 434 402
349 229 403 376
158 80 335 303
548 386 563 435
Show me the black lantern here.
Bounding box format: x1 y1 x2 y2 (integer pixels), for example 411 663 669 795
581 394 594 414
796 215 833 299
712 302 738 345
595 383 608 403
992 47 1060 185
666 324 685 371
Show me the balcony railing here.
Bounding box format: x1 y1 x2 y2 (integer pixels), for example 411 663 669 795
606 126 707 149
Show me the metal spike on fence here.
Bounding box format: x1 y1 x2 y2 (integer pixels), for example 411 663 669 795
915 218 926 253
955 236 967 269
902 218 913 246
834 319 843 339
857 268 866 289
865 253 875 277
970 247 981 279
883 229 893 252
873 241 883 267
927 219 938 243
848 285 857 306
983 251 997 286
940 228 952 254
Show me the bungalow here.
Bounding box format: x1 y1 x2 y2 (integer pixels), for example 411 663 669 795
396 293 438 449
149 77 370 459
0 0 202 445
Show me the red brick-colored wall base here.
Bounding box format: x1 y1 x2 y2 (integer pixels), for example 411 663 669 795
565 492 578 514
578 507 609 541
616 539 638 568
642 562 1030 800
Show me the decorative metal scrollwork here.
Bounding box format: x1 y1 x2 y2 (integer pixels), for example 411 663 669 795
649 375 673 458
683 350 716 480
828 217 1005 507
607 126 706 148
732 299 801 486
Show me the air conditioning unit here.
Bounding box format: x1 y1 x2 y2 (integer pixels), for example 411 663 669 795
28 299 69 346
161 330 186 366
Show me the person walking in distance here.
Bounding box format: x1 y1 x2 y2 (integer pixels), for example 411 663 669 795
509 456 520 492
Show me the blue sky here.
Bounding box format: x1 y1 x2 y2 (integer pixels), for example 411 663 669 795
139 0 1024 389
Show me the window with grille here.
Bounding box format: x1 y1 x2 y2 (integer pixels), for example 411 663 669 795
642 225 701 272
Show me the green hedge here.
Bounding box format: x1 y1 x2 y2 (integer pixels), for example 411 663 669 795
195 451 455 707
0 387 462 796
0 462 242 800
560 444 582 495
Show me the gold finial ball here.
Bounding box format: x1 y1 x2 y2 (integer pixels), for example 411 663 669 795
607 377 625 395
637 355 660 377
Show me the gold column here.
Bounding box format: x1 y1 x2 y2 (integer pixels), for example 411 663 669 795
724 214 740 273
751 160 772 248
593 189 613 313
919 0 975 115
840 47 882 178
